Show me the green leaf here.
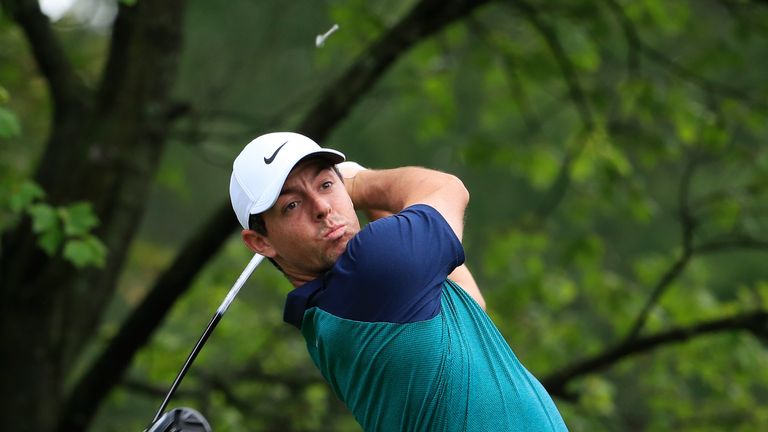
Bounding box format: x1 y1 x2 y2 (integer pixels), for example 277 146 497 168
541 273 577 308
38 228 63 255
559 22 600 72
9 181 44 213
700 121 728 149
527 147 560 189
711 198 741 230
0 85 9 103
572 128 632 182
28 203 58 233
571 148 596 182
0 107 21 138
156 162 189 199
63 235 106 268
63 239 92 268
29 203 62 254
59 202 100 236
633 254 670 286
601 139 632 176
577 376 615 415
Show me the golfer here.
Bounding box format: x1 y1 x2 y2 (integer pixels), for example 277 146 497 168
230 132 567 431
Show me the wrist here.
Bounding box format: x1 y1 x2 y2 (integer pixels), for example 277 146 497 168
337 161 366 179
338 161 367 204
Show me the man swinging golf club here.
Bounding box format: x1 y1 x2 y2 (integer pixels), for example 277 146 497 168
230 132 568 431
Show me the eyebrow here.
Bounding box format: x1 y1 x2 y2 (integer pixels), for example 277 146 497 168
278 164 333 197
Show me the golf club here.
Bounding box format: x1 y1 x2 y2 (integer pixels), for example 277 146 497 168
146 407 212 432
144 253 265 431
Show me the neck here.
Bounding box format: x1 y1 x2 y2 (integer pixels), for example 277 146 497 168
288 274 315 288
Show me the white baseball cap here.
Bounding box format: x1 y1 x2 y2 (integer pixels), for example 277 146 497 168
229 132 345 229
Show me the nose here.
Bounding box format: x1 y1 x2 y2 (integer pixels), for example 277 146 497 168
312 195 332 220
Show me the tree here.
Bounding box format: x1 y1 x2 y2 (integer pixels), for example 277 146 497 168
1 0 767 431
0 0 490 430
1 0 186 430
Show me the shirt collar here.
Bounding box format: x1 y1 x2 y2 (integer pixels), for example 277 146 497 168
283 278 324 329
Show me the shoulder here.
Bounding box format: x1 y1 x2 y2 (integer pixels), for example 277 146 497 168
356 204 459 248
343 204 463 275
310 204 463 324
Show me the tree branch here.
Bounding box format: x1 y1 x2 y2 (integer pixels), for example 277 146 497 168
58 204 235 432
623 156 698 342
694 236 768 254
463 19 582 223
298 0 491 141
504 0 599 224
95 2 138 112
641 46 761 107
602 0 765 109
542 310 768 399
235 361 324 391
601 0 640 73
124 364 325 430
465 17 539 132
0 0 86 109
508 0 594 131
122 378 197 400
65 0 493 428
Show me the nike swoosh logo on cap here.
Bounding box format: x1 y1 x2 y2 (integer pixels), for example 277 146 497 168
264 141 288 164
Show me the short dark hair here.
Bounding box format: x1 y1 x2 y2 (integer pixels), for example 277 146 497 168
248 213 267 235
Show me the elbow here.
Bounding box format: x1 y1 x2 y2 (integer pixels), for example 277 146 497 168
447 174 470 209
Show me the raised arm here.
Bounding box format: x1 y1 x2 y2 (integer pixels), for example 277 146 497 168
341 165 469 241
339 163 485 309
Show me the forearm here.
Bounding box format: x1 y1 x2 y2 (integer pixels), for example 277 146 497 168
344 167 470 240
339 163 482 307
345 168 427 210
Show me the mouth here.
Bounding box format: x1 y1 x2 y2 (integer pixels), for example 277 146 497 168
324 225 346 240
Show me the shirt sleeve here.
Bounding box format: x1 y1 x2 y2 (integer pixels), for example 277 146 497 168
316 204 465 323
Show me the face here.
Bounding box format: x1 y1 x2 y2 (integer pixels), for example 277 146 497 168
244 159 360 285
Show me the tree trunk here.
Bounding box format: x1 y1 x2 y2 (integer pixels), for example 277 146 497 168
0 0 492 430
0 1 187 431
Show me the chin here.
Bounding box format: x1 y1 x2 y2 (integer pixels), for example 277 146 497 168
338 235 354 253
325 243 348 265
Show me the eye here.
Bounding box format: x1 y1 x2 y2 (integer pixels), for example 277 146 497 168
321 180 333 190
283 201 298 213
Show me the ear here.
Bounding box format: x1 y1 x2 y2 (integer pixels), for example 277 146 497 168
241 229 276 258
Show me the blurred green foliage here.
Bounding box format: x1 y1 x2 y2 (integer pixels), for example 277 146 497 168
2 0 768 430
1 177 106 268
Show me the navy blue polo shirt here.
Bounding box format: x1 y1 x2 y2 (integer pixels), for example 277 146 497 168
284 204 567 432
